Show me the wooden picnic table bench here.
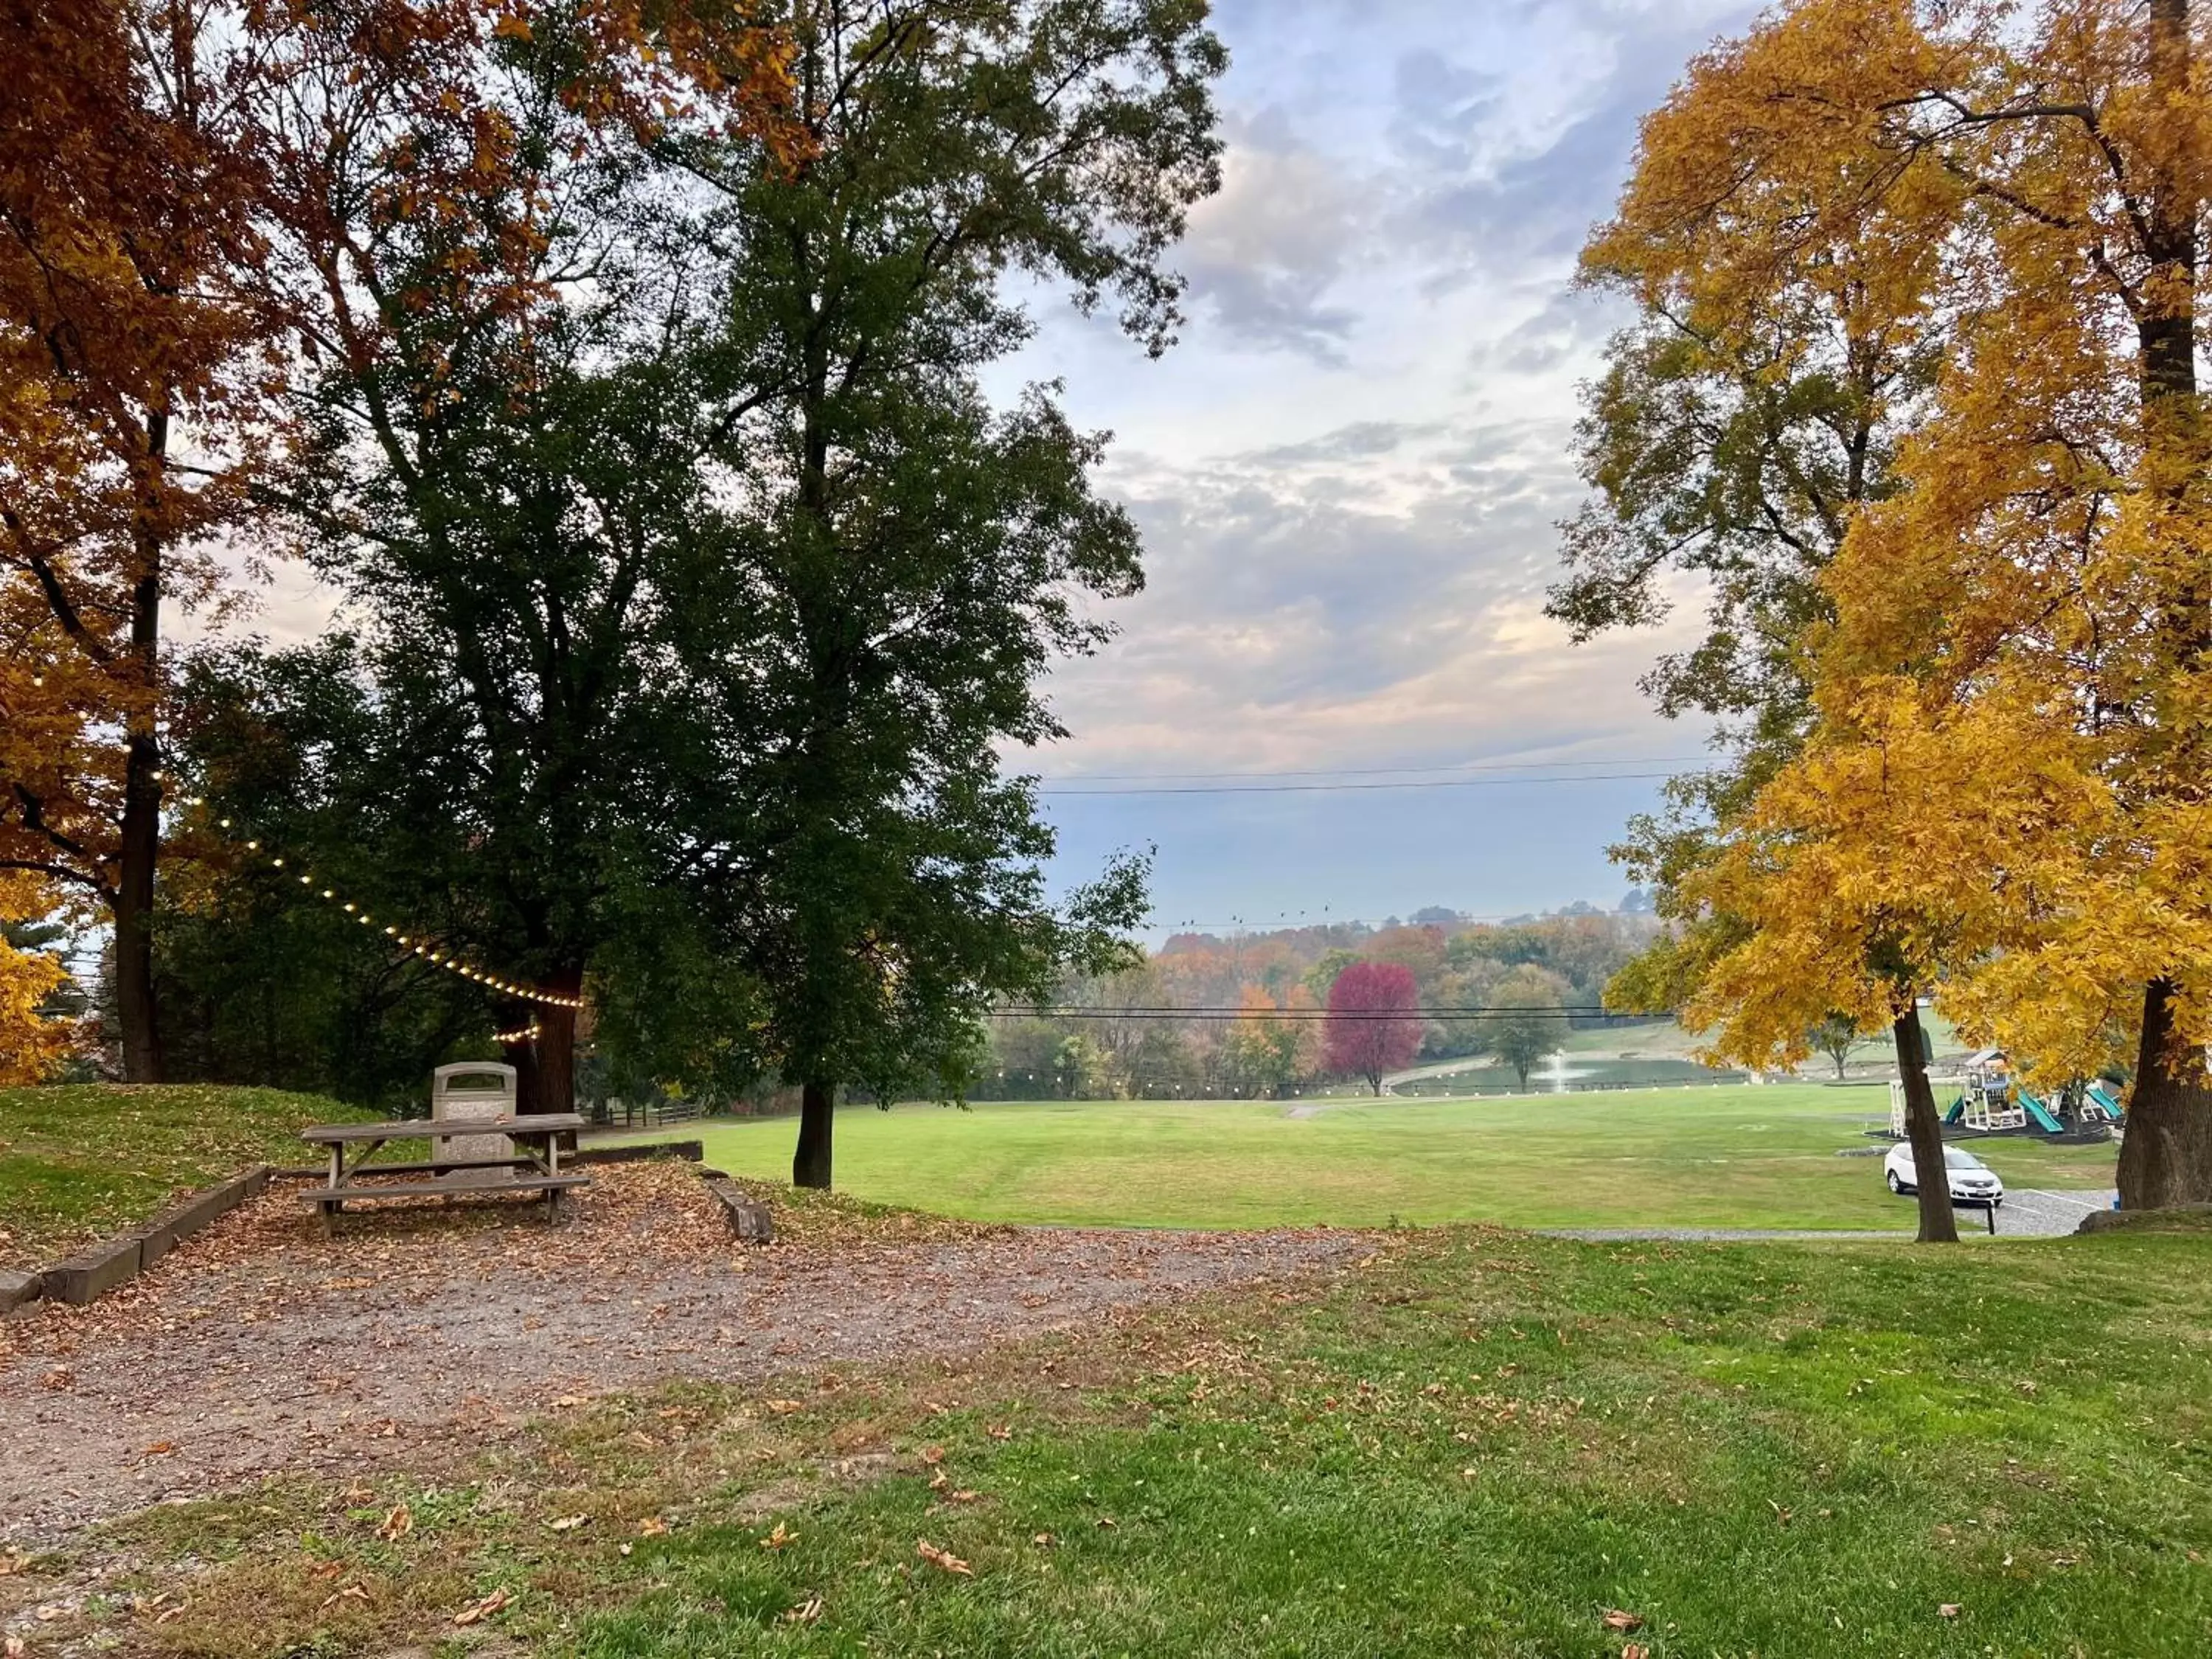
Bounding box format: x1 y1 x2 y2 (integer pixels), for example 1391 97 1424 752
298 1113 590 1234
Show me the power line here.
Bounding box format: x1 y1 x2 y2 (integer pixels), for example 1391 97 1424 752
997 1004 1624 1020
1038 754 1711 783
1039 770 1699 797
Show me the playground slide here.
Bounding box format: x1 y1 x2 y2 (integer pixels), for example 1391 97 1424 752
2087 1082 2126 1117
1944 1095 1964 1127
2018 1091 2063 1133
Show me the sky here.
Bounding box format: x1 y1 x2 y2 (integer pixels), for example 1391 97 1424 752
1000 0 1761 933
229 0 1761 939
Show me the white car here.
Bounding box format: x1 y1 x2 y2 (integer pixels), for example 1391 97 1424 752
1885 1143 2005 1206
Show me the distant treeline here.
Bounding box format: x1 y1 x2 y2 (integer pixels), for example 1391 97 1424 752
973 906 1663 1099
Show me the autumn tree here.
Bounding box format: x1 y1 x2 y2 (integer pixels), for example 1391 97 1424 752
667 0 1224 1187
1227 983 1323 1097
1323 960 1422 1095
1487 964 1571 1091
0 874 73 1082
0 0 279 1079
1599 0 2212 1207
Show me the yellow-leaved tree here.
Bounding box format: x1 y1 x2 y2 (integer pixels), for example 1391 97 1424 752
0 874 73 1084
1599 0 2212 1210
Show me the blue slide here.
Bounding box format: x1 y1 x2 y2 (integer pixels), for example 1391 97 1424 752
2018 1091 2063 1133
1943 1094 1965 1126
2087 1082 2126 1118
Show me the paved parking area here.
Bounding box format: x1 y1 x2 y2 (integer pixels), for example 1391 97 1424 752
1994 1187 2117 1236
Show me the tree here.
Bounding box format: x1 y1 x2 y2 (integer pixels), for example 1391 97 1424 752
1323 961 1422 1095
0 0 279 1079
0 874 73 1083
1489 965 1571 1091
1601 0 2212 1207
181 0 799 1114
668 0 1225 1188
1227 983 1322 1097
1807 1015 1861 1080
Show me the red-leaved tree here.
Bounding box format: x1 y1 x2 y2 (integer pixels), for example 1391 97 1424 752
1323 960 1422 1096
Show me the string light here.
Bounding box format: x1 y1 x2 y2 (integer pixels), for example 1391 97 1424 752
493 1022 541 1044
176 799 588 1010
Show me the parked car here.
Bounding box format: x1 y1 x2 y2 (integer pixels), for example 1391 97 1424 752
1884 1143 2005 1206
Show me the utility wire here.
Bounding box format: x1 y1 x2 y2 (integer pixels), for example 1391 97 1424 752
998 1005 1626 1020
1038 754 1711 783
1038 770 1699 797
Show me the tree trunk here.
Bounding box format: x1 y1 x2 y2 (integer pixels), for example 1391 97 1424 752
114 728 161 1082
2118 978 2212 1207
793 1078 833 1189
114 405 168 1083
2119 0 2212 1208
528 967 582 1116
1892 1004 1958 1244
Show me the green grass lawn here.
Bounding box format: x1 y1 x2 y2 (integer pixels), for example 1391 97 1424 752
635 1085 2117 1231
0 1083 370 1267
49 1222 2211 1658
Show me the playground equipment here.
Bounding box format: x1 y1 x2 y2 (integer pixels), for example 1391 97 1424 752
1942 1048 2027 1130
2081 1081 2128 1123
1906 1046 2125 1135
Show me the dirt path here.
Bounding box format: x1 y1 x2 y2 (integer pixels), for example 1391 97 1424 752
0 1165 1360 1542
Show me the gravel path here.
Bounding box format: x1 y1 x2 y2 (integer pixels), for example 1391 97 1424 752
0 1166 1360 1543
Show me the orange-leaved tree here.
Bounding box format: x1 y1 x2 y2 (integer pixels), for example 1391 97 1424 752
1678 678 2111 1242
0 872 74 1084
1600 0 2212 1206
1558 0 1955 1107
0 0 271 1079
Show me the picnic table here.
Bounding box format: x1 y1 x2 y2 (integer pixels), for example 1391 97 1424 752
297 1113 590 1234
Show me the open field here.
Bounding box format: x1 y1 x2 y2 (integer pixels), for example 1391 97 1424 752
7 1216 2206 1657
0 1085 373 1268
631 1085 2119 1231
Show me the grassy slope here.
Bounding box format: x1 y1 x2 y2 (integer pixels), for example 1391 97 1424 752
55 1225 2212 1658
653 1085 2117 1231
0 1083 369 1267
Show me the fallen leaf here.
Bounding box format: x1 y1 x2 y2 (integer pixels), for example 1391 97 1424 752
1096 1516 1117 1530
766 1399 803 1414
759 1522 796 1551
948 1489 981 1503
619 1543 633 1557
987 1423 1012 1441
638 1516 669 1537
1032 1532 1056 1547
548 1514 589 1532
929 1468 950 1492
376 1503 412 1541
453 1587 512 1626
143 1441 176 1456
1602 1610 1644 1632
1938 1604 1961 1619
552 1396 587 1410
4 1636 23 1657
920 1444 946 1465
916 1539 972 1577
785 1596 824 1624
1623 1646 1649 1659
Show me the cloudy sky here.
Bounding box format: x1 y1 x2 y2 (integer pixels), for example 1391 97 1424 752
230 0 1759 936
1007 0 1759 932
